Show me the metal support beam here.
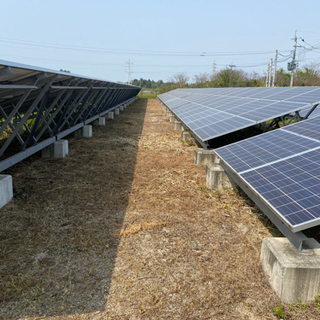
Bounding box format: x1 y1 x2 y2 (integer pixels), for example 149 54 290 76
0 79 38 137
0 75 59 157
50 86 88 90
305 103 319 119
0 85 38 89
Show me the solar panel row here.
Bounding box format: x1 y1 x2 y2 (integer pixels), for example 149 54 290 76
215 115 320 232
159 87 320 142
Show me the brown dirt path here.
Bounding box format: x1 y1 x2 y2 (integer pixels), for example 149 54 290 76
1 99 319 319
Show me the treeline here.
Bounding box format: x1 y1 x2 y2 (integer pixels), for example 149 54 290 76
131 78 171 89
132 62 320 93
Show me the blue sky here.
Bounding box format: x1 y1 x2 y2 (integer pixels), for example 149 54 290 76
1 0 320 83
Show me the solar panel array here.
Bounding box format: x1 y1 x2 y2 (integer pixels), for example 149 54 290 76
215 115 320 232
0 59 140 171
158 87 320 142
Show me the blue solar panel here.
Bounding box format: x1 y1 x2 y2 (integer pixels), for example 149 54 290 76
299 105 320 118
241 149 320 230
215 116 320 232
194 117 255 141
215 129 320 173
158 87 320 142
240 101 308 122
283 115 320 141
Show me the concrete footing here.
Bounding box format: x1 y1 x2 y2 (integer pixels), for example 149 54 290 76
120 105 124 112
261 237 320 303
94 117 105 126
181 131 195 144
54 140 68 158
174 121 183 132
206 163 232 190
194 148 220 166
170 115 175 123
0 175 13 209
107 112 114 120
114 108 120 115
83 125 92 138
42 140 69 158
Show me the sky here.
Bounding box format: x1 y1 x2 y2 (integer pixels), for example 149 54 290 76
1 0 320 83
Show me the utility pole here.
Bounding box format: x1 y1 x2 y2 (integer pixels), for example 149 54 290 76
266 63 270 87
229 64 235 87
272 50 278 87
268 58 273 87
288 31 298 87
125 59 133 84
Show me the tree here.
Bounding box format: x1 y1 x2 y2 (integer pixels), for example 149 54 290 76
276 68 291 87
157 80 164 87
216 68 240 87
193 72 209 86
168 72 190 87
295 62 320 86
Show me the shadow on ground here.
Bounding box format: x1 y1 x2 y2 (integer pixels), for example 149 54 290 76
0 99 147 318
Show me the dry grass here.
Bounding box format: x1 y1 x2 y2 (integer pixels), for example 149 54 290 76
119 221 167 238
1 98 320 319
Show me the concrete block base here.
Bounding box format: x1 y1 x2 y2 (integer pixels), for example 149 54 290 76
83 125 92 138
169 115 175 123
261 237 320 303
0 175 13 209
54 140 68 158
107 112 114 120
114 108 120 115
206 164 232 190
181 131 195 144
42 140 68 158
94 117 105 126
194 148 220 166
120 105 124 112
174 121 183 132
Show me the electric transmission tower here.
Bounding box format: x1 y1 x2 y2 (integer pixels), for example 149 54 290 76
125 59 133 84
212 60 217 80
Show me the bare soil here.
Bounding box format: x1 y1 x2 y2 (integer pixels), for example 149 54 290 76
1 98 320 319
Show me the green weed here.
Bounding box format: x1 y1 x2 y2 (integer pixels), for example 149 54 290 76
272 301 286 319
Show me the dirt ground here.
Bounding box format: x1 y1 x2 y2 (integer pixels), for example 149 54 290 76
1 98 320 319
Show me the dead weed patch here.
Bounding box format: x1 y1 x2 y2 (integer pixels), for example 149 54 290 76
119 221 167 238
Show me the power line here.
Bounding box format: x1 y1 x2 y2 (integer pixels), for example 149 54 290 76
0 36 291 58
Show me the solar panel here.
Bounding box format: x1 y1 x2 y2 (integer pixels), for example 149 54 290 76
299 105 320 118
0 59 140 171
159 87 320 143
194 116 255 141
215 116 320 232
283 115 320 141
241 150 320 230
